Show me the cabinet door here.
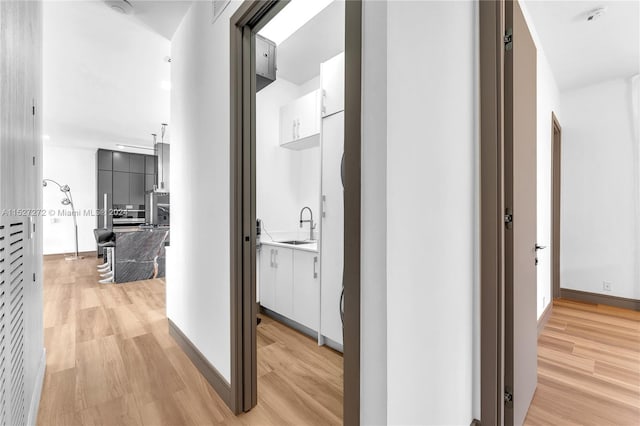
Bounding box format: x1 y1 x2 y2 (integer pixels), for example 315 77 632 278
130 173 145 205
259 247 276 310
296 90 320 140
279 102 297 145
130 154 145 173
113 171 130 204
321 52 344 117
320 111 344 346
274 247 294 318
145 155 157 175
293 250 319 331
113 151 130 172
97 170 112 228
97 149 112 171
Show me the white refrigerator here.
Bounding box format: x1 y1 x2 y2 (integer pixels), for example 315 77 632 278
319 52 345 349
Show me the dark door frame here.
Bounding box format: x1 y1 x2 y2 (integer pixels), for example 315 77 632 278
229 1 362 423
551 112 562 300
479 1 505 425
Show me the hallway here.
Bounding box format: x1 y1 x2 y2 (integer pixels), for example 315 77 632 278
37 255 342 425
525 299 640 425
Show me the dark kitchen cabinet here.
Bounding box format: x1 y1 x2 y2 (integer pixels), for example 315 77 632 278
113 152 130 172
97 150 159 233
113 171 130 204
145 155 157 175
97 149 112 171
97 170 112 228
130 173 145 205
130 154 145 174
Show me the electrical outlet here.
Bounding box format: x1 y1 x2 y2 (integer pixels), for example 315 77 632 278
603 281 612 292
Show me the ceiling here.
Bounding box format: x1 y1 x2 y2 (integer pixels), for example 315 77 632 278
525 0 639 91
262 0 345 85
122 0 193 40
43 0 173 152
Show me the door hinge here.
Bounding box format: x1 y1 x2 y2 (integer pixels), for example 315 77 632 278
504 28 513 51
504 208 513 229
32 105 36 116
504 388 513 407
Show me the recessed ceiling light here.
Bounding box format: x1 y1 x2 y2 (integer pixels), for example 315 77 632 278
116 144 125 149
586 7 607 22
42 134 50 141
160 81 172 91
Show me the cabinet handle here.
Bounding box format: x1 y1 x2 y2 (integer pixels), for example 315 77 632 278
292 120 296 140
296 118 300 139
274 250 278 268
322 195 327 218
270 249 274 267
313 256 318 279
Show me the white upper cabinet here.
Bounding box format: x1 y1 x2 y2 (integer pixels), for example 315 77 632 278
279 89 320 150
320 52 345 117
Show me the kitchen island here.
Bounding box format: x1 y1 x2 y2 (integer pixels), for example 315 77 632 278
113 227 169 283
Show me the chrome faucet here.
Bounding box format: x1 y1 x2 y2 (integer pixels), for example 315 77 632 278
299 207 316 241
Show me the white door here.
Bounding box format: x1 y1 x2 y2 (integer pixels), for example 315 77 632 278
293 250 320 331
274 247 294 318
320 111 344 346
259 247 276 310
320 52 344 118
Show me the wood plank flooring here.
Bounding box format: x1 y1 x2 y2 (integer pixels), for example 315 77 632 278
525 299 640 425
37 255 343 425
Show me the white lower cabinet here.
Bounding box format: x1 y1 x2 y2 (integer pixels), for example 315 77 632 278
274 247 294 318
292 251 319 330
259 244 319 334
259 247 277 310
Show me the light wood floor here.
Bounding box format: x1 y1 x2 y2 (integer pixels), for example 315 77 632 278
37 255 343 425
525 299 640 425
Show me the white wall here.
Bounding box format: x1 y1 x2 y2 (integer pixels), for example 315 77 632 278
168 0 242 383
560 77 639 300
256 77 321 238
42 145 97 255
386 1 477 424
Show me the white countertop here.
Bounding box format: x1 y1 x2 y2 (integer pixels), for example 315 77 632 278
260 240 318 253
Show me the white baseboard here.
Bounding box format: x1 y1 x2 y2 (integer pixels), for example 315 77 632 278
27 348 46 426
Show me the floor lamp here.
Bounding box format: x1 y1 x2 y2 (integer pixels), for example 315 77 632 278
43 179 83 261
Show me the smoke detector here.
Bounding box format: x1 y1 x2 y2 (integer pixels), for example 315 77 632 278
105 0 134 15
586 7 607 22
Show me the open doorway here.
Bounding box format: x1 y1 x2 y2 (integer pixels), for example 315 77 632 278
230 0 361 422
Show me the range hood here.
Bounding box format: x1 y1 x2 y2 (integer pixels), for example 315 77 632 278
152 124 170 192
154 142 170 192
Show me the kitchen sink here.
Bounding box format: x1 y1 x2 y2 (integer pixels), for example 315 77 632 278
277 240 315 245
